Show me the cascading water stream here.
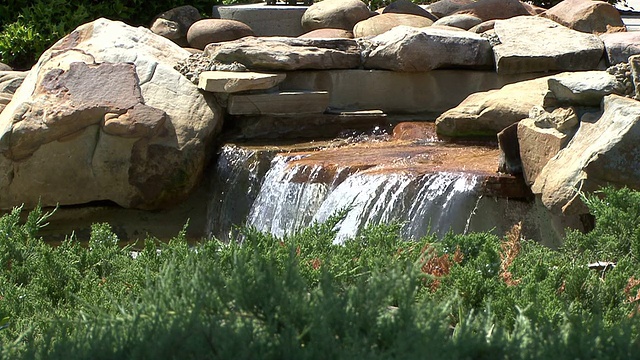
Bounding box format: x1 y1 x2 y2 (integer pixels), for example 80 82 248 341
245 153 484 243
207 138 571 246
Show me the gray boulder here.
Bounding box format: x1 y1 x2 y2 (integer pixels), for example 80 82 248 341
0 18 221 210
361 26 493 71
532 95 640 215
204 37 361 71
492 16 605 75
301 0 372 31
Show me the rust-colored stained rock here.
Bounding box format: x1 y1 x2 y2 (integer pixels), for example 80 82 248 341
8 62 143 160
276 122 530 199
392 122 438 141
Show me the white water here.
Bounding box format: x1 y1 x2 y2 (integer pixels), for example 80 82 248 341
246 154 483 243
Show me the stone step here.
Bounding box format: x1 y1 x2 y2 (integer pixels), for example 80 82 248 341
227 90 330 115
198 71 286 93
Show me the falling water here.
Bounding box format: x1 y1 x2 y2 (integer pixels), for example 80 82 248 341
245 154 484 243
207 144 575 246
206 145 273 241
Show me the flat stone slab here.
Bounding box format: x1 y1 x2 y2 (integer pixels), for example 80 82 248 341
198 71 286 93
228 91 330 115
492 16 604 75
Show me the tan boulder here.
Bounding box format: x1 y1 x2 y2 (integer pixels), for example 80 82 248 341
361 25 493 71
532 95 640 215
353 13 434 38
0 18 222 210
435 76 552 138
204 37 361 71
601 32 640 65
301 0 373 32
541 0 626 34
518 107 577 185
187 19 255 50
299 28 354 39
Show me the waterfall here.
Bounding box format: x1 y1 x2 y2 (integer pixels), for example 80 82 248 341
245 153 483 243
206 145 273 241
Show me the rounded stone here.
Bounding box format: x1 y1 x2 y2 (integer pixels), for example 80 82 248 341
301 0 373 31
433 14 482 30
187 19 255 50
0 62 11 71
469 20 496 33
298 28 354 39
353 13 434 38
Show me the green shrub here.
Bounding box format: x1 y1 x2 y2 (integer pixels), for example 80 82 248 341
1 187 640 358
0 0 213 69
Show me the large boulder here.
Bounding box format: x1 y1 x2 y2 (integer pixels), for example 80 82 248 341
353 13 434 38
301 0 372 32
0 18 222 210
360 25 493 71
204 37 361 71
541 0 625 34
601 32 640 65
532 95 640 215
453 0 532 21
187 19 255 50
492 16 605 75
150 5 202 47
435 75 552 138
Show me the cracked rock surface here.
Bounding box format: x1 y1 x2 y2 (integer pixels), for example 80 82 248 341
0 18 222 210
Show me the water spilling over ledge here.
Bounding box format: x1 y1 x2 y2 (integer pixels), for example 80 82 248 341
207 123 579 246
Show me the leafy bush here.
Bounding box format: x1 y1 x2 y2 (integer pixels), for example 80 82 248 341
0 0 214 69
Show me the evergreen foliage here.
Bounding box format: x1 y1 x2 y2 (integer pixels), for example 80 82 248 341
0 188 639 358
